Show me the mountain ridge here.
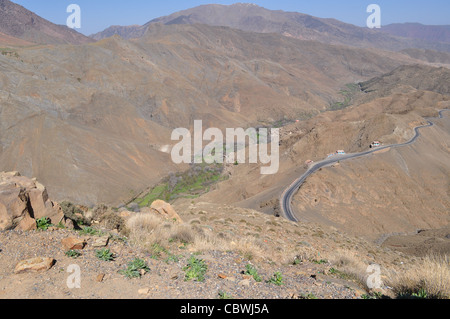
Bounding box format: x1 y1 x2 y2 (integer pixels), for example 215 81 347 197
0 21 422 205
0 0 93 45
382 23 450 44
91 3 450 53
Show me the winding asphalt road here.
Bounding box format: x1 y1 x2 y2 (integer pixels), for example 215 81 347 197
280 109 449 222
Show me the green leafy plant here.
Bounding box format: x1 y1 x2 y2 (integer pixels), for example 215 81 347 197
36 217 52 231
293 258 302 265
55 221 66 229
149 243 168 260
244 264 262 282
183 256 208 282
165 253 182 264
412 289 429 299
398 288 430 299
329 268 338 275
78 226 105 237
267 272 284 286
299 293 317 299
362 291 383 299
95 248 115 262
65 250 81 259
119 258 150 278
218 291 233 299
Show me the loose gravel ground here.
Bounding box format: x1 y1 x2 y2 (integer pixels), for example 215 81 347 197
0 228 365 299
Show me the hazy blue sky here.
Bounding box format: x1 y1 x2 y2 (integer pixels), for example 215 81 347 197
11 0 450 36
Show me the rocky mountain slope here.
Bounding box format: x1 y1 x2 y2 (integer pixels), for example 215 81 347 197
194 65 450 244
381 23 450 44
1 174 448 299
92 3 450 53
0 3 449 301
0 0 93 45
0 21 423 206
399 48 450 65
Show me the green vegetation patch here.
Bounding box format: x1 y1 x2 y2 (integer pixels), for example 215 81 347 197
135 163 227 207
36 217 52 231
218 291 233 299
95 248 115 262
267 271 284 286
0 48 19 58
244 264 263 282
119 258 150 278
329 83 361 111
65 250 82 259
78 226 106 237
183 256 208 282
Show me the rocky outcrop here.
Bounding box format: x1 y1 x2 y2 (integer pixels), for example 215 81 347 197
149 200 183 223
0 172 64 231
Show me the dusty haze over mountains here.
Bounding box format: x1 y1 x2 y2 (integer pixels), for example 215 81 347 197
0 0 449 264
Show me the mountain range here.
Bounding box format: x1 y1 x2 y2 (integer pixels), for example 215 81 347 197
91 3 450 53
0 1 449 301
0 0 449 208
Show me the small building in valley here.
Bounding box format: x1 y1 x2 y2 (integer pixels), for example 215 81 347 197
370 141 381 148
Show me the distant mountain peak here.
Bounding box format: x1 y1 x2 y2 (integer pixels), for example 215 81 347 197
231 3 260 7
91 3 450 53
0 0 93 46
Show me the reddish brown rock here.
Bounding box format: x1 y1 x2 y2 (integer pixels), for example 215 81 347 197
91 236 110 248
96 274 105 282
0 183 30 231
0 172 64 231
150 200 183 223
14 257 55 274
61 237 86 250
15 214 37 231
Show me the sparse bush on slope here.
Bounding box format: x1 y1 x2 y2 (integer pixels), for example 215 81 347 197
387 254 450 299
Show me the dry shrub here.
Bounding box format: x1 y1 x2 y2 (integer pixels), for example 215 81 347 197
126 213 297 263
126 213 166 249
127 213 216 252
387 254 450 299
190 231 228 252
100 212 126 232
233 238 267 261
169 224 195 244
281 246 318 265
329 249 370 288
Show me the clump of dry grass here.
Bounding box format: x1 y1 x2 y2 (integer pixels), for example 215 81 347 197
125 213 283 262
387 254 450 299
126 213 194 249
281 246 319 265
328 249 371 289
126 213 229 253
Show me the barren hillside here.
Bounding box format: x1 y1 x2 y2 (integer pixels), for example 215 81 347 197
0 0 92 45
381 23 450 44
0 23 421 205
92 3 450 53
194 65 450 246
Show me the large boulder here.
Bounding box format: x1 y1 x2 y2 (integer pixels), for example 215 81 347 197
0 172 64 231
149 200 183 223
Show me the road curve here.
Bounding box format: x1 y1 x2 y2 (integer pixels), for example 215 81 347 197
280 109 449 222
